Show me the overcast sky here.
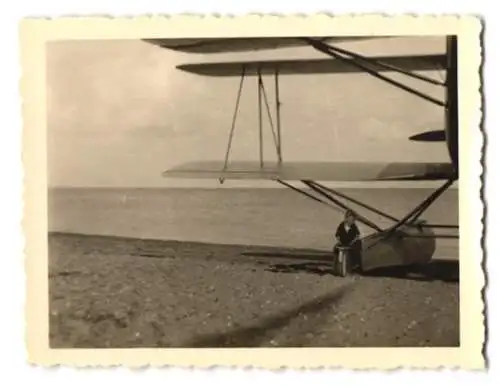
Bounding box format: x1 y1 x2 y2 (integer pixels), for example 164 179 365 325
47 36 451 188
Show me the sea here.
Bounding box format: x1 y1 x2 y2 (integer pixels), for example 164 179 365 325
48 187 459 258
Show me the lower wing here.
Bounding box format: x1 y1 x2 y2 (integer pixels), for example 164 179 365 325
162 161 456 181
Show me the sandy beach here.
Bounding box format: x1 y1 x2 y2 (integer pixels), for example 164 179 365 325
45 34 462 351
48 232 459 348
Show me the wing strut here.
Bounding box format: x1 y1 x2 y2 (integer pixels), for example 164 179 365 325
276 178 458 240
385 178 456 233
306 181 458 230
258 70 281 162
309 181 399 222
275 68 283 163
304 38 445 107
276 179 340 209
301 180 383 232
326 44 446 87
222 66 246 177
220 65 284 183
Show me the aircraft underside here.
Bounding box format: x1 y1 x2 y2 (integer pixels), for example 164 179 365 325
146 35 460 272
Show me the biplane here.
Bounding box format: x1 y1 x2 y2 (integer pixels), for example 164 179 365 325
143 36 460 272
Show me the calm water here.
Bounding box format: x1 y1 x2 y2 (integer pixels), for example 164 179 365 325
48 187 459 257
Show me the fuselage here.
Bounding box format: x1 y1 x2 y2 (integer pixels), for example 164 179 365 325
445 35 459 176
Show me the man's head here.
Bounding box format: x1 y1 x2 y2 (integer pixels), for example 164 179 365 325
344 210 356 225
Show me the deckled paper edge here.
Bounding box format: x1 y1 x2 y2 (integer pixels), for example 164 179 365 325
19 13 485 370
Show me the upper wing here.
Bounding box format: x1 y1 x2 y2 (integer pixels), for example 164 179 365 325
143 37 445 77
176 54 446 77
162 161 456 181
142 37 382 54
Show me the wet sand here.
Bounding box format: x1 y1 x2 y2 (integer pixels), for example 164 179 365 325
48 232 459 348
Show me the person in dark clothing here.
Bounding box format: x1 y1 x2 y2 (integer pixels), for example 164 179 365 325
333 210 363 271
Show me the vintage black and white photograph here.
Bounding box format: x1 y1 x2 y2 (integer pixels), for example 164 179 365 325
22 16 484 367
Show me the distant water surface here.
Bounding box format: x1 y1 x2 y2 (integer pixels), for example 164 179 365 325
49 187 458 258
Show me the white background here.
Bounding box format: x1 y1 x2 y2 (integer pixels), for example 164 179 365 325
1 0 497 384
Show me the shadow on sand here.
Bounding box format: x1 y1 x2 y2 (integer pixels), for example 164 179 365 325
364 260 459 283
242 250 334 262
243 251 459 283
185 284 353 348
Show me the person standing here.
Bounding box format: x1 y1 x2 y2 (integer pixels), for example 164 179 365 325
334 210 362 271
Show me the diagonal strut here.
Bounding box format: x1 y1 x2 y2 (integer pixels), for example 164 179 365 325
304 38 445 108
